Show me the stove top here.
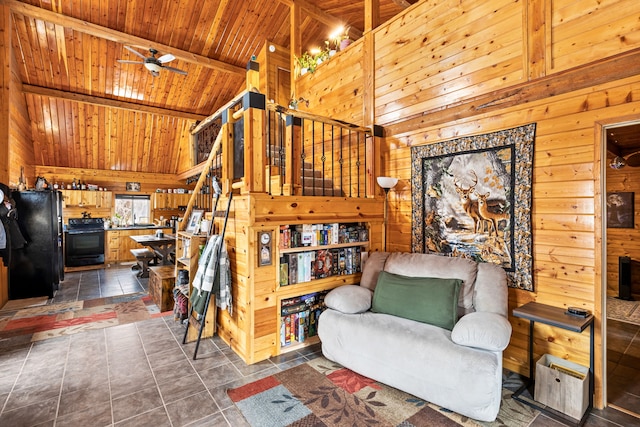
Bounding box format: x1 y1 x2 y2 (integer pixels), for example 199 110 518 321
67 217 104 231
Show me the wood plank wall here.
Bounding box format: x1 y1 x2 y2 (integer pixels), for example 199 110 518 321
1 3 35 306
23 96 196 175
296 40 364 125
0 4 12 306
9 50 34 188
292 0 640 408
256 42 290 106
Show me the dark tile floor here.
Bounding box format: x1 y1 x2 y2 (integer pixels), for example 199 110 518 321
607 318 640 416
0 265 638 426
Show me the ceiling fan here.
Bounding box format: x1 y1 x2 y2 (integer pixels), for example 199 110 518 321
609 151 640 169
117 46 187 77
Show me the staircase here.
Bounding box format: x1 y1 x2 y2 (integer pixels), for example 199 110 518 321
266 146 344 196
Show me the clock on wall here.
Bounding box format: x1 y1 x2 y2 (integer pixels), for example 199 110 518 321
258 231 272 266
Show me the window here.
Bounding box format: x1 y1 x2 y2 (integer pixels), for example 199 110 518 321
114 194 151 226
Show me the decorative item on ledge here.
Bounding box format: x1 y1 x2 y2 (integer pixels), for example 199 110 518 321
377 176 398 252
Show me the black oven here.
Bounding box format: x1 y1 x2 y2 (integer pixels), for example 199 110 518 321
65 218 105 266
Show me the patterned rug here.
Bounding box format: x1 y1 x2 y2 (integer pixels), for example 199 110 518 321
607 297 640 326
0 293 171 342
228 357 539 427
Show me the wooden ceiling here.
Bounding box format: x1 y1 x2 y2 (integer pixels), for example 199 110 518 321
7 0 415 175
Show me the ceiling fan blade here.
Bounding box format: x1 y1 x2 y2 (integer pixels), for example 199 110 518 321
626 152 640 167
162 65 188 75
117 60 145 64
123 45 147 59
157 53 175 64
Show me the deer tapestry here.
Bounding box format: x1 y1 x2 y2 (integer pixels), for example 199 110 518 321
411 124 536 291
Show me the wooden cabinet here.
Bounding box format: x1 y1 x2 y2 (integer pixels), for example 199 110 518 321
176 231 215 341
152 193 190 210
105 230 121 263
61 190 112 208
96 192 112 208
149 266 176 312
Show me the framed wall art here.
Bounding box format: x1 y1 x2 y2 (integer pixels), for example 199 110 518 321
607 192 634 229
411 123 536 291
126 182 141 192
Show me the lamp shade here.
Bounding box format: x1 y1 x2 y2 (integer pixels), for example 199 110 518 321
377 176 398 189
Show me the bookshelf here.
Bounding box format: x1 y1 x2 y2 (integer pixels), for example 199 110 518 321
213 194 383 365
279 291 328 352
275 222 369 354
175 231 215 342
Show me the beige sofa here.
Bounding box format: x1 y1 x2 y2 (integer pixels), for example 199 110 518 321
318 252 512 422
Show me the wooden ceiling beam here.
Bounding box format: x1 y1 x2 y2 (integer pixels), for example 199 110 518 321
22 84 207 121
275 0 364 39
4 0 245 76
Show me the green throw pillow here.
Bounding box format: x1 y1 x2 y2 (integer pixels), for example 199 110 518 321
371 271 462 330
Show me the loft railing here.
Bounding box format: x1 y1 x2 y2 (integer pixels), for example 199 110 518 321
179 60 380 227
265 103 375 198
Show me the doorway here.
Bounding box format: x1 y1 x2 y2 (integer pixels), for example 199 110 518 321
603 120 640 416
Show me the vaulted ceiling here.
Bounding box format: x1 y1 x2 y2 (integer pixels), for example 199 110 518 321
7 0 416 175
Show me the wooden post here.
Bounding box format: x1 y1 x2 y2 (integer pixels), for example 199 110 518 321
242 91 266 194
283 115 301 196
246 57 260 91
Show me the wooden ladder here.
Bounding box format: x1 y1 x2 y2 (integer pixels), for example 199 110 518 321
182 190 233 360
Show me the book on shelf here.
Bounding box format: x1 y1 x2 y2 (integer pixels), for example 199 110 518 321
279 222 368 249
279 256 289 286
278 246 363 286
280 290 329 347
288 254 297 285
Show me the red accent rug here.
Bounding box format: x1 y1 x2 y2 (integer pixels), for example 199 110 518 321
0 292 172 342
228 357 539 427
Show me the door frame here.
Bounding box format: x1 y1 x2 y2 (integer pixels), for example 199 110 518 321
597 116 640 408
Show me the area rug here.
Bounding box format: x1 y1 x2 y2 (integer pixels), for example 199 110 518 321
228 357 539 427
607 297 640 326
0 293 171 342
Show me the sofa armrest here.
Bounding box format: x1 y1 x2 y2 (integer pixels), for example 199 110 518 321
451 312 512 351
324 285 372 314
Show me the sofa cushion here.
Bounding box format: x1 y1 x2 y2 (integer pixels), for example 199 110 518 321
371 271 462 330
359 252 390 290
324 285 372 314
383 252 478 313
451 312 512 351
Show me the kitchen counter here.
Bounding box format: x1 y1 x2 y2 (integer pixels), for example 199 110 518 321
106 225 173 231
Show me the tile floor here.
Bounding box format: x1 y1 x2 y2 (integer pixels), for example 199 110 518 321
0 265 638 426
606 318 640 416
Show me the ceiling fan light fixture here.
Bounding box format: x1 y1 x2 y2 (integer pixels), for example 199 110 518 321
144 62 162 73
609 156 627 169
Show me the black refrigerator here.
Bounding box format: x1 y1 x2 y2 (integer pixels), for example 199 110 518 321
9 190 64 299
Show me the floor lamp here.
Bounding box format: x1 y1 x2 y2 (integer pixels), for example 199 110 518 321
377 176 398 252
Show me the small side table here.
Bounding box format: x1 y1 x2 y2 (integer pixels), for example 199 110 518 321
511 302 594 426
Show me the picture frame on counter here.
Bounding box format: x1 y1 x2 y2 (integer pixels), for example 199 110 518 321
186 209 204 233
